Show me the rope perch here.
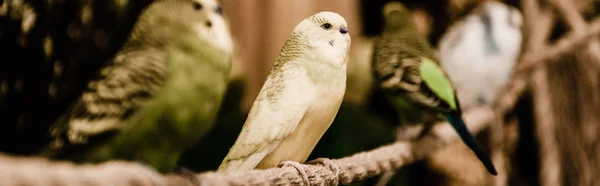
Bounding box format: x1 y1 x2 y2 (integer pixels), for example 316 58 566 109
0 107 495 186
1 0 599 185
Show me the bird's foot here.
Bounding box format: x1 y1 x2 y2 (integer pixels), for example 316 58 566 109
175 166 201 186
307 158 340 177
278 160 312 186
308 158 341 183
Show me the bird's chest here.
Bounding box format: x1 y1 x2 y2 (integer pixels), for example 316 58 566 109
258 73 346 167
308 83 346 115
300 82 346 140
301 66 347 118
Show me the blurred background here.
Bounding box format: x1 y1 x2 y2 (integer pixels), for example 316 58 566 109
3 0 600 185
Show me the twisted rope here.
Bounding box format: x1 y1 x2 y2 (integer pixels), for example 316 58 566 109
3 0 600 185
0 107 495 186
2 15 598 186
0 154 165 186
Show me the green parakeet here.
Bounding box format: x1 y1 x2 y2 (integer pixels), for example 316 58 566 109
217 11 350 183
371 2 497 175
41 0 233 173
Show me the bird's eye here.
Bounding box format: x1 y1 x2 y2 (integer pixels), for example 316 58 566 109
193 2 203 10
215 6 223 15
321 23 332 30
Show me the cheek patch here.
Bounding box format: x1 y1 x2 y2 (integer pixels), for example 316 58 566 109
328 40 334 47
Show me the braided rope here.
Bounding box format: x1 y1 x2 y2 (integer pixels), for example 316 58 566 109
0 107 494 186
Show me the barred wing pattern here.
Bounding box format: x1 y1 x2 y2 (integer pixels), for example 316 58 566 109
372 32 453 113
49 49 167 150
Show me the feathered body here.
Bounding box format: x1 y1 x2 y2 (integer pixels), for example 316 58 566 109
371 3 442 125
371 2 497 175
42 0 233 173
439 1 523 109
218 12 351 172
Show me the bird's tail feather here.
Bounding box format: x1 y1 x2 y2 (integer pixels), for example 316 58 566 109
445 112 498 175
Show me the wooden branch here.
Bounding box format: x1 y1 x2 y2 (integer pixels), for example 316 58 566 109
549 0 587 34
496 17 600 117
0 107 496 186
521 0 555 53
494 0 551 115
490 2 554 184
531 66 561 186
549 0 600 70
494 2 600 186
516 17 600 72
490 115 508 186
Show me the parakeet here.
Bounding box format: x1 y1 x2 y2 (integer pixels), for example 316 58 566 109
42 0 233 173
371 2 497 175
217 11 350 182
439 1 523 110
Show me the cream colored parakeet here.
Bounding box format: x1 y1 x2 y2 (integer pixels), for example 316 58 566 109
217 11 350 183
42 0 233 174
371 2 497 175
439 1 522 110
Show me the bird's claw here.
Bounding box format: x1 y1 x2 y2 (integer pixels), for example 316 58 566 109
307 158 340 177
278 160 312 185
175 166 201 186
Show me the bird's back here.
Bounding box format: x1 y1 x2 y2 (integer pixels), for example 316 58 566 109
372 27 455 114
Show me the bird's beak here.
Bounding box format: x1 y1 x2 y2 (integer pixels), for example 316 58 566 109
339 26 350 41
339 26 348 34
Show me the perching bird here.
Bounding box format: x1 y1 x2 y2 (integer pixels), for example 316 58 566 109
439 1 523 110
42 0 233 174
371 2 497 175
217 11 350 183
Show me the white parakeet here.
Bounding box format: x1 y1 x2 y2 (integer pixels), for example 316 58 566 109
439 1 523 110
217 11 351 184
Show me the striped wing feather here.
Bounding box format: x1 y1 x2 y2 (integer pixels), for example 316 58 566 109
48 49 167 150
372 32 455 113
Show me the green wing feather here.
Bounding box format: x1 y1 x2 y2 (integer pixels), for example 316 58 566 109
419 57 457 110
419 57 498 175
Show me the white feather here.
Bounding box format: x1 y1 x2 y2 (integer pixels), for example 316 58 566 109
439 1 523 110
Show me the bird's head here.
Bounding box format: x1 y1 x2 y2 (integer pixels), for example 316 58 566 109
476 1 523 31
381 1 413 30
126 0 233 54
287 11 351 67
472 1 523 55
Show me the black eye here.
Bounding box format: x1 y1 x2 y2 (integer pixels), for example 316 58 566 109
215 6 223 15
193 2 203 10
321 23 332 30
